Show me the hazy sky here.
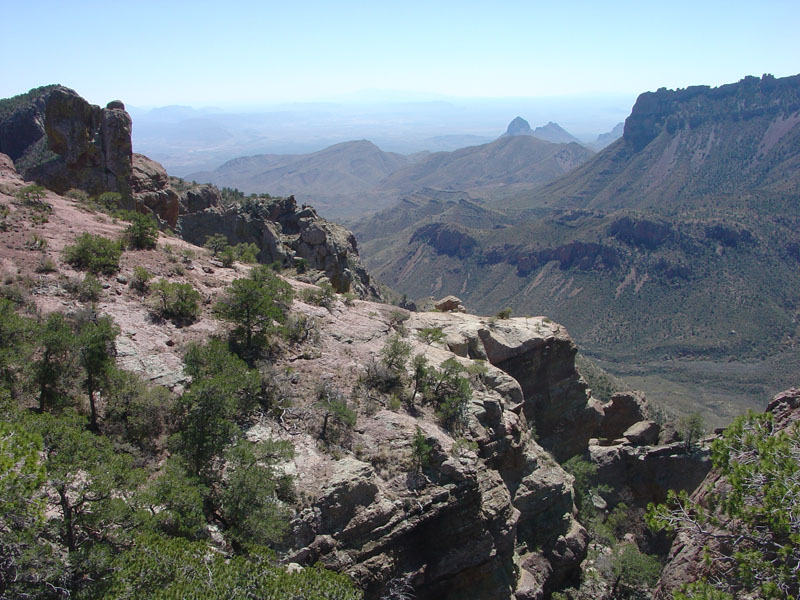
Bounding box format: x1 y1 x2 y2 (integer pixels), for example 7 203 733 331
2 0 798 108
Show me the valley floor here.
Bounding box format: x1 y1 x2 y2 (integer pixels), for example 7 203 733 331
591 351 800 430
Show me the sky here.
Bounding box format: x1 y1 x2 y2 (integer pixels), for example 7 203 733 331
1 0 798 108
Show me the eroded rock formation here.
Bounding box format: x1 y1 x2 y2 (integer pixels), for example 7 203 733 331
179 195 379 297
284 311 593 599
0 85 133 196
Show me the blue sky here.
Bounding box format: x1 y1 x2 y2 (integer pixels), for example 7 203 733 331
2 0 798 107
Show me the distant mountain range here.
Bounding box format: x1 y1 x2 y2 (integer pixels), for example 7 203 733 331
128 96 633 175
187 140 413 217
353 73 800 427
187 128 596 219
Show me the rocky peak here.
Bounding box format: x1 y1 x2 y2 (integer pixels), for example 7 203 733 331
503 116 534 136
531 121 582 145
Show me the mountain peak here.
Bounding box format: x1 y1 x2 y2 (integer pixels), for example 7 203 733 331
531 121 582 145
504 116 533 136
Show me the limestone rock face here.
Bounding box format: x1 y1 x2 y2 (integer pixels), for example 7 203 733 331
0 86 133 196
130 153 180 226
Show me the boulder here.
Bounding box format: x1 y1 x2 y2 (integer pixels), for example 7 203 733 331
599 392 648 440
434 295 466 312
623 420 660 445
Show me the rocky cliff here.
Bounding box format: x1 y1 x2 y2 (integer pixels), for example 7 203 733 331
623 73 800 153
0 85 133 196
280 309 592 599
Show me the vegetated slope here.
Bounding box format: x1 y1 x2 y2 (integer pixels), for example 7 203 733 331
0 85 748 600
356 73 800 427
187 140 412 218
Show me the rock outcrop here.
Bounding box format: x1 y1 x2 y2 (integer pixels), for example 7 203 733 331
130 153 180 226
434 295 466 313
179 194 379 297
0 85 133 196
281 310 595 599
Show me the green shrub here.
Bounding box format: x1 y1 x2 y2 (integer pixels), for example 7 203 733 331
130 266 153 293
301 282 336 309
96 191 122 211
64 188 89 202
76 273 102 302
411 426 432 472
677 411 705 452
496 307 513 319
124 212 159 249
204 233 229 256
219 246 236 268
14 184 47 206
233 242 259 263
0 204 9 231
284 314 319 345
63 233 122 274
423 358 472 433
380 334 411 373
316 383 356 446
24 234 47 251
295 257 309 273
149 279 201 324
214 266 294 361
102 534 362 599
34 255 56 273
417 326 445 345
104 370 174 454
